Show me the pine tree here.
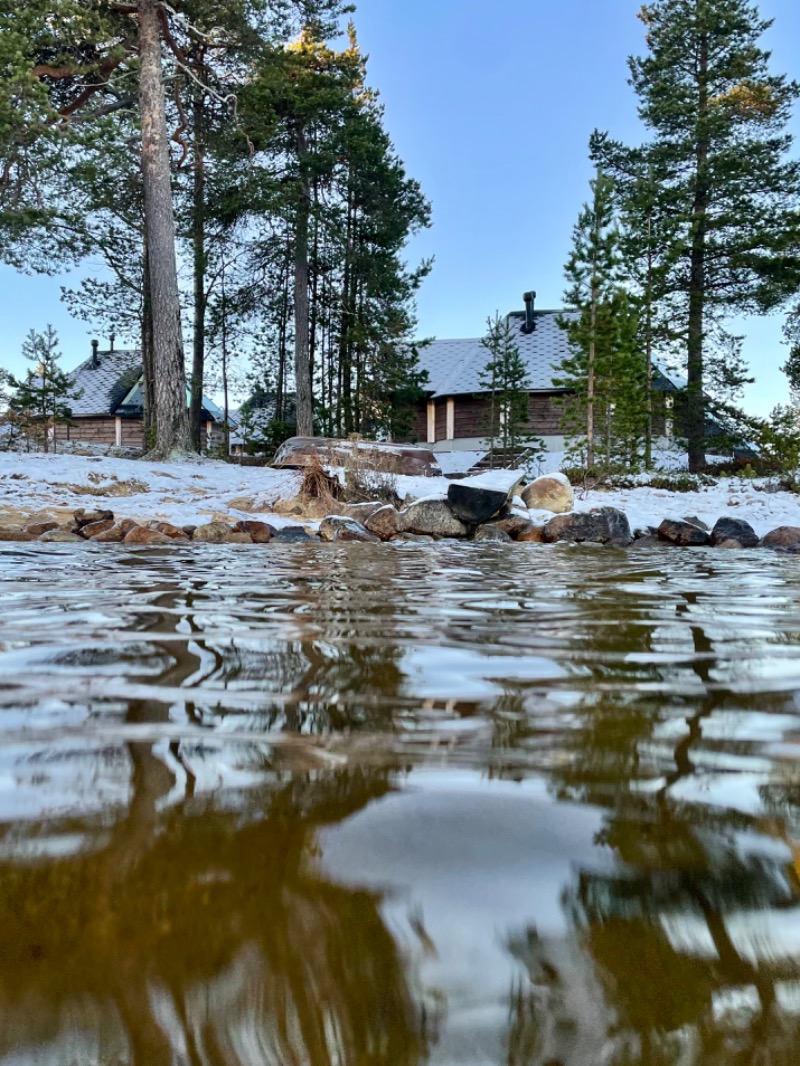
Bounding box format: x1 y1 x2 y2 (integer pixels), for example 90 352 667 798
8 326 80 452
478 314 538 466
592 0 800 471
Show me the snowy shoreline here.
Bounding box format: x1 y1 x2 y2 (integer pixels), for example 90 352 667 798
0 450 799 542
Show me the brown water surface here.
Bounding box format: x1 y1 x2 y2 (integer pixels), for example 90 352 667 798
2 541 800 1064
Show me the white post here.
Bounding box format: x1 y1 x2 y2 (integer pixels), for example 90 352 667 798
115 417 122 447
427 401 436 443
665 394 674 439
446 398 455 441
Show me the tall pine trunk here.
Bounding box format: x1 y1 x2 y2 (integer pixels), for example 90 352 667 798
138 0 192 457
587 283 596 468
687 28 709 473
189 86 206 452
293 127 313 437
141 236 155 444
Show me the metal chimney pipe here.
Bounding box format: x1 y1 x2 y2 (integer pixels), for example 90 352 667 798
109 332 115 352
91 339 99 368
521 291 537 334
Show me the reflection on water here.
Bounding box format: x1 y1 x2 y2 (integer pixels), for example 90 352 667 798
3 542 800 1063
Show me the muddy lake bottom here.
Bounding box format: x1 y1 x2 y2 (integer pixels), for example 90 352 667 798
2 541 800 1064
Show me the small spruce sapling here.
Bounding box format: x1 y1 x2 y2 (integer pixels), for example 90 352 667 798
9 326 80 452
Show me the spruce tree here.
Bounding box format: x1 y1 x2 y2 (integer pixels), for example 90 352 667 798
8 326 79 452
592 0 800 471
556 170 646 467
478 314 537 466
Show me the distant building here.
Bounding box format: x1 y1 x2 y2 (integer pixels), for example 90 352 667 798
404 292 679 452
53 341 228 450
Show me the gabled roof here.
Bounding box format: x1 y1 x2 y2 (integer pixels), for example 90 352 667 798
68 348 223 421
418 310 577 397
418 309 687 398
68 349 142 416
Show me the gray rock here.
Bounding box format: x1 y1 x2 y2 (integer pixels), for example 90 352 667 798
318 515 378 543
473 525 513 542
39 530 84 543
343 501 386 523
447 470 523 525
760 526 800 550
272 526 314 543
0 526 34 541
192 521 241 544
543 507 632 547
400 498 469 538
657 519 711 546
710 516 759 548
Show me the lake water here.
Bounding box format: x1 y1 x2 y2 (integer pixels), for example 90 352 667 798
2 541 800 1065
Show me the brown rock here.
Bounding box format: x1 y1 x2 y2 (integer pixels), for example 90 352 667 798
657 519 711 546
0 526 34 541
717 538 745 549
23 520 60 537
274 493 344 520
392 532 435 542
192 521 245 543
233 520 275 543
92 523 129 543
38 530 83 543
760 526 800 550
544 507 632 546
521 474 574 514
74 508 114 528
492 511 537 539
153 521 191 541
80 519 116 539
365 505 402 541
516 525 547 543
124 526 173 545
318 515 379 542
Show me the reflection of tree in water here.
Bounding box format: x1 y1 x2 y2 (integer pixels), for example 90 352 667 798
500 600 800 1066
0 720 433 1065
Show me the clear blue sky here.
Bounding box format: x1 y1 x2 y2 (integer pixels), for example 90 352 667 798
1 0 799 415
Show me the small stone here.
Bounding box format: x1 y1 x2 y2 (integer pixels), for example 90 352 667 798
657 519 711 546
38 530 83 543
710 516 759 548
74 508 114 528
0 526 34 541
80 519 115 539
272 526 314 543
473 524 513 542
153 521 191 541
492 510 536 539
233 520 275 543
92 523 129 542
391 532 435 542
22 521 59 537
521 473 574 514
761 526 800 550
516 525 546 543
717 538 744 549
193 521 239 543
365 505 402 541
124 526 173 545
319 515 379 543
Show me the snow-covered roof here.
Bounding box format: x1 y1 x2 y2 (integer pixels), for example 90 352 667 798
68 349 142 416
418 310 688 398
68 348 224 421
418 311 576 397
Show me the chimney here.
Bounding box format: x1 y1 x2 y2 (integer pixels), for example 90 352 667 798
91 339 100 368
521 291 537 334
109 332 115 352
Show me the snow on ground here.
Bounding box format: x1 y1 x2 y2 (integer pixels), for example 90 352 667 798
0 450 798 538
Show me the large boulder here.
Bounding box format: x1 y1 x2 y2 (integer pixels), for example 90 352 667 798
492 509 538 539
272 437 441 477
710 516 759 548
152 521 191 541
761 526 800 550
0 526 34 541
39 530 83 543
399 498 469 538
272 526 314 543
124 526 174 545
521 473 574 514
193 521 248 544
79 518 116 539
657 519 711 546
365 504 402 541
544 507 632 546
446 470 524 525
